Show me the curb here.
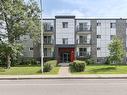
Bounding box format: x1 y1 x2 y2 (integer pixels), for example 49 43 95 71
1 76 127 80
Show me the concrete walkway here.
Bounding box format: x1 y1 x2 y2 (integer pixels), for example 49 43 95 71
58 67 71 76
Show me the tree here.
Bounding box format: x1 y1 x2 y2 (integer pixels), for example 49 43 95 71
0 0 41 68
108 36 125 65
0 42 23 68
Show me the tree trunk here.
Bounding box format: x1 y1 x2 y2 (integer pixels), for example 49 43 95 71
6 54 11 69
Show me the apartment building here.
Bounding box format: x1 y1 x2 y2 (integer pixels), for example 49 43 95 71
1 16 127 63
43 16 127 63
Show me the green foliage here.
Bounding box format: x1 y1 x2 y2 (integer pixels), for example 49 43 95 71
43 63 52 72
69 60 86 72
45 60 57 67
0 42 23 66
108 36 125 64
19 58 38 66
0 0 41 68
43 58 56 62
85 58 95 65
104 57 111 65
43 60 57 72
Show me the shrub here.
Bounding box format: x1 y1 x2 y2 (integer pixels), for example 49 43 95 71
43 63 52 72
85 58 95 65
69 60 86 72
43 57 55 62
45 60 57 67
19 58 38 66
104 57 111 65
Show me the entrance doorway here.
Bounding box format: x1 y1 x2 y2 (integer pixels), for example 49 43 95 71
62 53 69 63
58 48 75 63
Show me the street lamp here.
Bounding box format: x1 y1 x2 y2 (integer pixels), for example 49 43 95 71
39 0 43 72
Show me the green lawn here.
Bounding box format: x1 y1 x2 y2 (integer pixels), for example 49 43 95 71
0 66 60 75
72 65 127 74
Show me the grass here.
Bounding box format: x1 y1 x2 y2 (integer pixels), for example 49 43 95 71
0 60 59 75
43 67 60 75
0 66 60 75
71 65 127 74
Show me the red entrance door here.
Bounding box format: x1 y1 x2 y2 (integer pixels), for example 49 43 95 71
58 48 75 63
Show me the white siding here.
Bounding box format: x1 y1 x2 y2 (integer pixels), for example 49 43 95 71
56 19 75 44
97 20 116 57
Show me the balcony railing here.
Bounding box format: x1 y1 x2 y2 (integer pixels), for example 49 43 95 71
44 27 54 32
43 39 54 45
76 52 91 58
76 25 92 32
76 39 92 45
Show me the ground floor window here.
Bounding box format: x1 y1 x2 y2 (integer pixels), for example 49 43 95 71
79 48 87 56
44 48 52 57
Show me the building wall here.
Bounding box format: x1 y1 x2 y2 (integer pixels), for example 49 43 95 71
20 35 34 57
56 18 75 44
97 20 116 58
91 20 97 62
0 20 8 41
116 19 126 63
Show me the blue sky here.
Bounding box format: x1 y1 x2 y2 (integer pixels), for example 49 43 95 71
42 0 127 18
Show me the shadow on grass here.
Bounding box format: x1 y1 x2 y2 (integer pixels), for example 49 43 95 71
90 67 116 73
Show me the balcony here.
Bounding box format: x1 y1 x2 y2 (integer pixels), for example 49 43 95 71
76 25 92 33
76 39 92 45
43 25 54 35
43 39 54 45
44 27 54 32
76 52 91 58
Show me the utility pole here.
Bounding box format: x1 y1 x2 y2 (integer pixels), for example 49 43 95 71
39 0 43 72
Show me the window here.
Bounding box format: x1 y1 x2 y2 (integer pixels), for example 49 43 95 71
44 48 51 57
97 35 101 38
79 23 88 31
126 23 127 28
29 47 33 50
62 38 68 44
79 36 87 44
97 47 101 50
110 23 116 28
44 48 47 56
43 23 53 31
79 48 87 56
97 22 101 26
62 22 68 28
44 36 51 44
97 59 101 63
